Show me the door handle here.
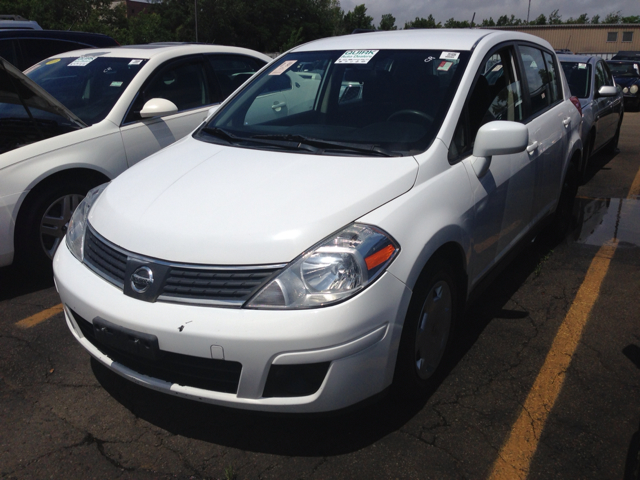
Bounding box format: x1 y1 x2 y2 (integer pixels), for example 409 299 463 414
272 102 287 110
563 117 571 128
526 141 539 155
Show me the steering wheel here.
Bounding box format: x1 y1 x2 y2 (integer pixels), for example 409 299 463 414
387 109 434 123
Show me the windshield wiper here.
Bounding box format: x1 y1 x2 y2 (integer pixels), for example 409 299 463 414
251 134 396 157
200 127 320 153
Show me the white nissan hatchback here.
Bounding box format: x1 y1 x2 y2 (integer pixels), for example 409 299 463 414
54 30 582 413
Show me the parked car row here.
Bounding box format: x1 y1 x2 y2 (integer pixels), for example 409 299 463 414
558 54 624 180
0 44 271 269
51 29 584 412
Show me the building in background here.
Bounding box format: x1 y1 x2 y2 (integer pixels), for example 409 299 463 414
489 24 640 58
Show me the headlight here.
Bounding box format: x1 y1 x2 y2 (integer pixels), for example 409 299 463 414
246 224 399 309
65 183 109 261
631 84 639 94
623 87 630 94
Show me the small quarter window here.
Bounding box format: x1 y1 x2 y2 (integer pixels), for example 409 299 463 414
607 32 618 42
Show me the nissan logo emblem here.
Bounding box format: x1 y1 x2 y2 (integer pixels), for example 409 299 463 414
131 266 154 293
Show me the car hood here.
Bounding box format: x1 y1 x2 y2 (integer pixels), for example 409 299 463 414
90 137 419 265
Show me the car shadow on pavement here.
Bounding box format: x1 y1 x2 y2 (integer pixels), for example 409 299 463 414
0 264 54 301
91 234 560 456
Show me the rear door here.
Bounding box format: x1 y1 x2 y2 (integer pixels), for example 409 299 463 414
516 44 568 221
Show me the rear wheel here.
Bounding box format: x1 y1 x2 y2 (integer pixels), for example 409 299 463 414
548 162 579 241
15 178 95 270
605 116 623 154
395 258 460 395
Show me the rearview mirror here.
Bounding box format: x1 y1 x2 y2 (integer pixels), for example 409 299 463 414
140 98 179 118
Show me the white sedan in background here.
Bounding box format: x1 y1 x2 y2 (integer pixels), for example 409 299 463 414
55 29 582 413
0 44 270 269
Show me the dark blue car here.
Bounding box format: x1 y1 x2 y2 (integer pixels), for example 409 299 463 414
607 60 640 110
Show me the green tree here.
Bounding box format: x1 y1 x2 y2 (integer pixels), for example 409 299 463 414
496 14 522 26
342 4 374 33
404 15 441 29
603 11 622 23
532 14 547 25
444 18 470 28
591 14 600 24
622 15 640 23
548 9 562 24
481 17 496 27
378 13 397 31
566 13 589 24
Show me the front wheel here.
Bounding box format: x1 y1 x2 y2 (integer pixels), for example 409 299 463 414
394 258 460 395
15 179 95 270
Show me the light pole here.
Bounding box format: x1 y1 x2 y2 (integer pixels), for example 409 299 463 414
194 0 198 42
527 0 531 24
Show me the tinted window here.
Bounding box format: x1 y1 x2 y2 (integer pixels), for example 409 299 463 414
561 61 591 98
0 39 18 68
27 56 147 125
207 54 265 99
125 58 209 124
542 51 561 102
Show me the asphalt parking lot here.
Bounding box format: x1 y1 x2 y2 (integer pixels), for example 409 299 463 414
1 113 639 480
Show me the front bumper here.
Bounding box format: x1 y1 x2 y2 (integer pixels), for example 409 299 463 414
54 244 412 412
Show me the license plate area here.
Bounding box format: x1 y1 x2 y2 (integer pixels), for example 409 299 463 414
93 317 161 361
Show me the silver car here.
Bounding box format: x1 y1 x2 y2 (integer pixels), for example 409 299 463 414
559 54 624 180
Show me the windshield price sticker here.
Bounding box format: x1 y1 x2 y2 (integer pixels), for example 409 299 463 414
128 59 143 65
437 61 453 71
269 60 298 75
68 56 97 67
110 81 123 87
336 50 379 64
578 63 587 69
440 51 460 60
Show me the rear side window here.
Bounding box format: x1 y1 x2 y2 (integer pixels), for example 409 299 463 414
518 45 559 118
18 39 89 70
207 54 265 99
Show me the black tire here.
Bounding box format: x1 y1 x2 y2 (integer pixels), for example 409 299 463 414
547 162 579 241
14 178 96 270
394 257 461 396
581 133 593 183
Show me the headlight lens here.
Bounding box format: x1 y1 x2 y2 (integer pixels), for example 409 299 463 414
246 224 399 309
65 183 109 261
623 87 630 94
631 84 639 94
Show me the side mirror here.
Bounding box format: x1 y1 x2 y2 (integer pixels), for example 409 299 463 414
597 85 618 98
140 98 178 118
471 121 529 177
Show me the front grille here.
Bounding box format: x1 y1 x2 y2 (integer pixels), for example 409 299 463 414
71 309 242 394
83 225 284 306
84 228 127 287
160 267 281 303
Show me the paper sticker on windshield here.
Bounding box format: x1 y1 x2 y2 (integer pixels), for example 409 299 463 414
68 56 97 67
269 60 298 75
336 50 379 64
437 61 453 71
492 64 503 72
46 58 61 65
129 59 143 65
578 63 587 69
440 51 460 61
110 81 123 87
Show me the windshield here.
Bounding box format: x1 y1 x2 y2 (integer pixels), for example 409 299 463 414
195 49 470 156
607 62 640 77
26 55 147 125
561 61 591 98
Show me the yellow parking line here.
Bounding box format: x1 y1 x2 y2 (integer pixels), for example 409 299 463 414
15 304 63 329
488 241 617 479
488 166 640 479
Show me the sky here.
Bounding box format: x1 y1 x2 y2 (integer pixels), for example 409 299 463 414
339 0 640 27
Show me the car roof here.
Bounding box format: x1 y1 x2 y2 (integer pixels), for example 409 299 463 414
48 43 270 61
0 29 116 44
558 54 597 63
292 29 551 53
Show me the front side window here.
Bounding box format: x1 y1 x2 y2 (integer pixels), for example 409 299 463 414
125 58 209 124
26 55 147 125
450 46 522 161
561 61 591 98
196 49 470 156
207 54 265 99
595 62 607 91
